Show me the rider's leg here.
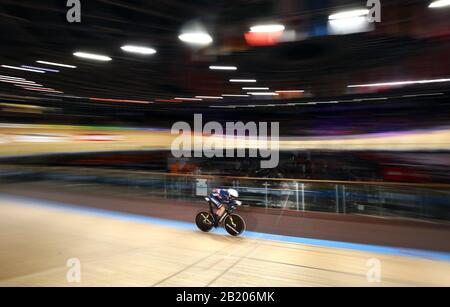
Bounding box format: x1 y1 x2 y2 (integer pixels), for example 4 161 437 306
216 206 226 219
209 196 223 226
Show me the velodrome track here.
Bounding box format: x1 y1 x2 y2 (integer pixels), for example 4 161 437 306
0 183 450 286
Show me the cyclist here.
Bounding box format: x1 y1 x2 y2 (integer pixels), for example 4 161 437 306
209 188 240 225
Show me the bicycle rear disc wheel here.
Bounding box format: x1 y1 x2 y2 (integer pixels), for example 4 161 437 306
195 211 214 232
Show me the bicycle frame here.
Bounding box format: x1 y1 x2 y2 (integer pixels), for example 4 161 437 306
204 197 235 220
199 197 246 236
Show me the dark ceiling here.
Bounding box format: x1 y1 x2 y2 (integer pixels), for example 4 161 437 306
0 0 435 101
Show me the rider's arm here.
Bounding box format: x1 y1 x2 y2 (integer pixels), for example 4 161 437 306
219 189 230 200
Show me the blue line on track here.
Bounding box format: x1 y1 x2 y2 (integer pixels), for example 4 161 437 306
1 193 450 262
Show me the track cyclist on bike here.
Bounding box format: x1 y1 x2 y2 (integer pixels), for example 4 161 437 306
209 188 240 225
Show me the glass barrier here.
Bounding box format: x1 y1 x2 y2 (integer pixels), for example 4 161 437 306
1 165 450 221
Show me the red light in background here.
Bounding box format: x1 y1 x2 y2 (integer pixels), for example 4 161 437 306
244 31 283 46
275 90 304 99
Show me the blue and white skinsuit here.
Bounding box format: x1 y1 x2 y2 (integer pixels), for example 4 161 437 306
209 188 236 210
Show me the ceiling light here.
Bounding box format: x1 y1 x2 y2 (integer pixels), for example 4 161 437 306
36 61 77 68
19 86 55 91
1 65 45 73
328 9 369 20
21 87 63 93
90 97 151 104
178 32 213 45
195 96 223 99
209 66 237 71
276 90 305 93
250 24 285 33
429 0 450 8
1 79 42 86
174 97 203 101
0 78 31 83
73 52 112 61
229 79 257 83
242 87 269 90
121 45 157 55
347 78 450 88
221 94 250 97
13 83 44 87
0 75 25 81
247 92 279 96
21 65 59 73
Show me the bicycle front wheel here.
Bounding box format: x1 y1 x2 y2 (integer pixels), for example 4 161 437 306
224 214 246 236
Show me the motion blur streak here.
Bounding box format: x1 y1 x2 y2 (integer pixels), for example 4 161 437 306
1 125 450 157
89 97 151 104
21 66 59 73
1 65 45 73
1 0 450 287
429 0 450 8
348 78 450 88
35 61 77 69
73 52 112 61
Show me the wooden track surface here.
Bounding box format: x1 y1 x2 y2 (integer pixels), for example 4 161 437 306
0 198 449 287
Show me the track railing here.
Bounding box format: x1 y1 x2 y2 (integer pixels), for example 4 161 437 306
1 164 450 221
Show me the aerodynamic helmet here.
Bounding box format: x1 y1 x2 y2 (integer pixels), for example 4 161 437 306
228 189 239 199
